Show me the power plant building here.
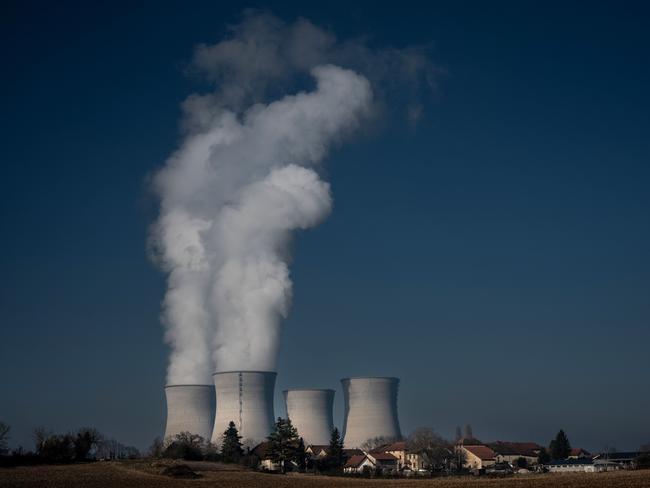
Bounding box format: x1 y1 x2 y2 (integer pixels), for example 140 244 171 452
164 373 403 451
164 384 215 441
284 388 335 445
341 377 401 448
211 371 276 445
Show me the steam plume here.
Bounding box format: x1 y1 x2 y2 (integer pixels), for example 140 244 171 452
152 12 435 384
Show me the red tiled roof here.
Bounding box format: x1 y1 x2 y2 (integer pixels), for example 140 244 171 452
307 445 329 454
345 454 369 468
570 448 591 456
370 452 399 461
382 441 407 452
490 441 541 457
463 445 496 460
251 441 272 458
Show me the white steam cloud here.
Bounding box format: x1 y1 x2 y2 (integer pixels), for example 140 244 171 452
152 12 436 384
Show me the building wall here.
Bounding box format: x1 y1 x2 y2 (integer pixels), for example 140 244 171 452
495 453 538 465
211 371 276 445
385 449 425 470
407 452 425 470
344 457 375 473
548 464 595 473
341 377 401 448
464 449 482 469
284 389 334 446
459 446 495 470
164 385 215 441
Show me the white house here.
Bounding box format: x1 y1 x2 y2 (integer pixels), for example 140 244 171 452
344 454 376 474
547 458 595 473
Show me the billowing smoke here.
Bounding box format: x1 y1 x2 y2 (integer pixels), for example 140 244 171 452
152 12 436 384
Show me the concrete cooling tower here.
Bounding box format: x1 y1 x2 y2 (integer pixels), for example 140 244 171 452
211 371 276 445
164 384 215 440
341 377 401 448
284 389 335 445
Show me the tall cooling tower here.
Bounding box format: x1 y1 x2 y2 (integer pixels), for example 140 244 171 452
284 389 335 445
341 377 401 448
164 384 215 441
211 371 276 445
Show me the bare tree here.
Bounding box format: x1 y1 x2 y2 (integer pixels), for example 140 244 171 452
463 424 473 440
407 427 453 473
162 432 206 460
0 422 10 454
454 426 462 442
148 437 164 458
73 427 103 461
33 426 53 454
360 435 402 451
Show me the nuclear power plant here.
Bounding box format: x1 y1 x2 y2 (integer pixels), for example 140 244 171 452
284 389 335 445
210 371 276 445
164 384 215 441
341 377 402 448
164 374 402 449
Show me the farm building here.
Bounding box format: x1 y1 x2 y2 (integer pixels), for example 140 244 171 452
547 458 595 473
489 441 541 466
456 444 496 470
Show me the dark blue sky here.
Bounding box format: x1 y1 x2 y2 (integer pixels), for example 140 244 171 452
1 1 648 453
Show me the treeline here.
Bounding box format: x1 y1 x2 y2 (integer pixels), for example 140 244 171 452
0 422 139 467
153 418 348 473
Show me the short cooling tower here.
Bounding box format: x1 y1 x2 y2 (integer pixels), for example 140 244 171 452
164 384 215 441
341 377 401 448
210 371 276 445
284 389 335 445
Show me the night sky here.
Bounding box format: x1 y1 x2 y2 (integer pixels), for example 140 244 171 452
1 1 649 453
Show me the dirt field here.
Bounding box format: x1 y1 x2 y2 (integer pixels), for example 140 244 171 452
1 461 649 488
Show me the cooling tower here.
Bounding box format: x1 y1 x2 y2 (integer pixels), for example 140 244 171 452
211 371 276 445
164 384 215 441
341 377 401 448
284 389 335 445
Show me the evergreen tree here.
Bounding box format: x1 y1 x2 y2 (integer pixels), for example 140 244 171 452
537 447 551 464
267 417 300 474
296 437 307 471
327 427 346 469
549 429 571 460
221 421 243 463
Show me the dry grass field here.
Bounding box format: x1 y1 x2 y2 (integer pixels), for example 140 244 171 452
1 461 649 488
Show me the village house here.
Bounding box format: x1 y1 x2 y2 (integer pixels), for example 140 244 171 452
344 454 375 474
343 452 398 474
489 441 541 466
546 458 595 473
305 445 363 462
593 451 648 469
251 441 281 472
372 441 426 472
368 452 400 472
456 444 497 470
305 445 329 459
